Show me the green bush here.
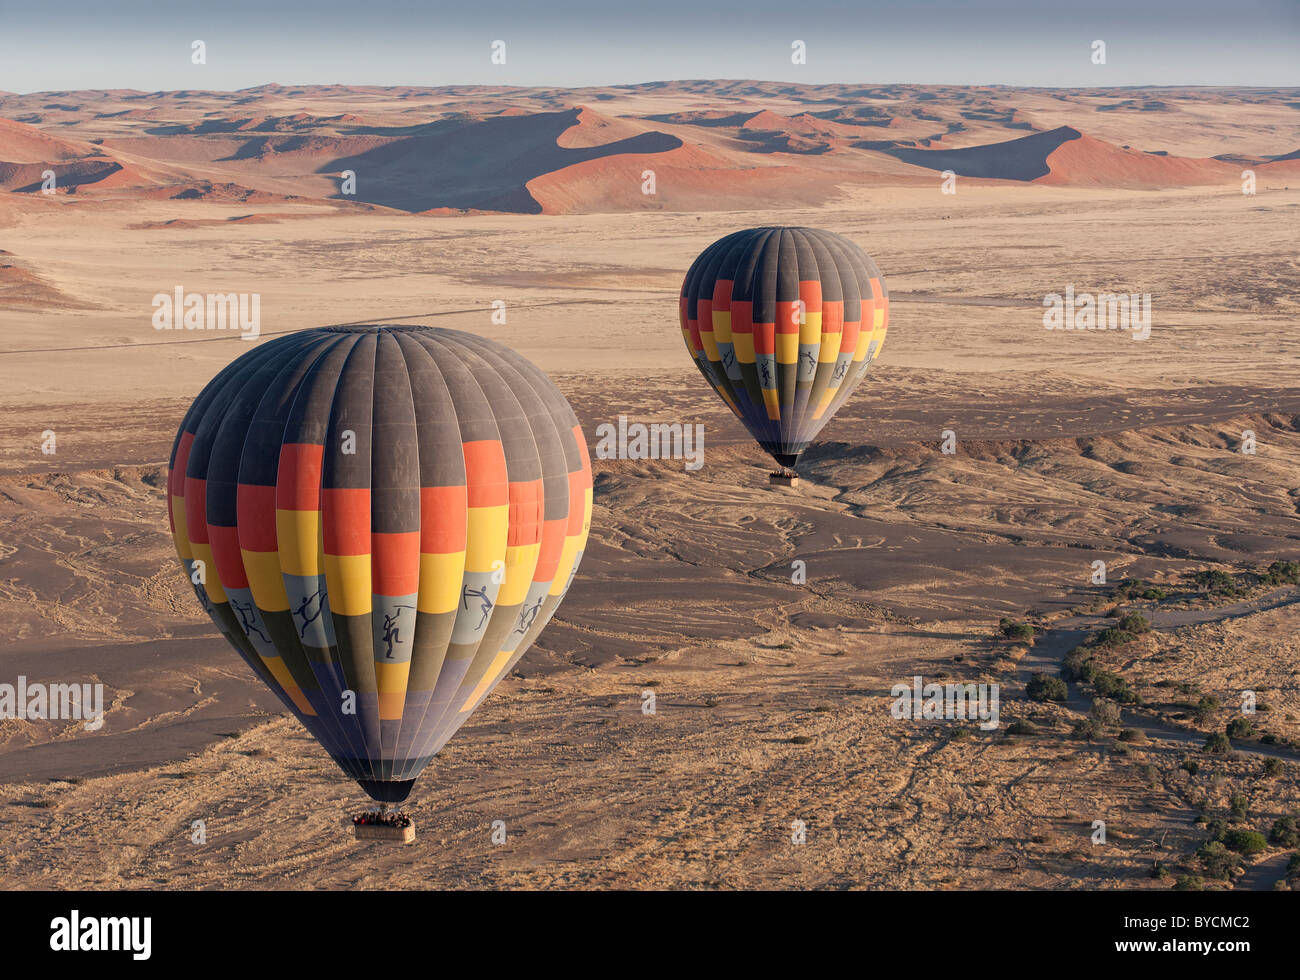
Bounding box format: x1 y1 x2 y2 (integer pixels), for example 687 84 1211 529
1229 793 1249 818
1226 716 1255 739
1095 627 1137 648
1259 560 1300 586
1264 758 1283 778
1091 669 1140 703
1118 727 1146 743
1203 732 1232 754
1224 830 1267 855
1071 718 1104 740
1061 647 1094 682
1117 613 1151 634
1192 569 1237 595
1141 587 1167 600
998 618 1035 642
1174 874 1204 891
1027 674 1068 702
1194 696 1220 726
1007 719 1039 736
1269 817 1300 848
1196 840 1239 880
1091 698 1121 728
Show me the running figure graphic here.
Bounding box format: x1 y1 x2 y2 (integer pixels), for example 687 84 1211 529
462 584 494 630
292 587 326 639
514 596 544 635
231 598 270 644
381 605 415 659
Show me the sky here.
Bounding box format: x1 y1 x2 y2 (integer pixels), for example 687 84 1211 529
1 0 1297 93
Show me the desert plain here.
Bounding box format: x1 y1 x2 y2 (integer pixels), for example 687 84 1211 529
0 81 1298 888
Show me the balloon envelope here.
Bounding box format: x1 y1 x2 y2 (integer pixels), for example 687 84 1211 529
679 227 889 468
167 325 592 803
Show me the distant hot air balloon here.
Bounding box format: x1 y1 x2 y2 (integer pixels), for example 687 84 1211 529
167 325 592 805
679 227 889 484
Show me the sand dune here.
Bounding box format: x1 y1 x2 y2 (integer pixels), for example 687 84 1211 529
2 83 1297 214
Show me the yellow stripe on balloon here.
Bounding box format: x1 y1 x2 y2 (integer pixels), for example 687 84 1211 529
465 505 509 573
800 311 822 346
375 660 411 720
776 333 798 364
418 551 466 614
242 549 290 612
275 509 321 576
324 553 372 616
498 541 541 606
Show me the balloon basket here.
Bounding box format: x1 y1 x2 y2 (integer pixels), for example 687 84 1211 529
353 807 415 843
769 470 800 488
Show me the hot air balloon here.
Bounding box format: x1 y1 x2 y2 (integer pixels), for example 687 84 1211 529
167 325 592 810
679 227 889 486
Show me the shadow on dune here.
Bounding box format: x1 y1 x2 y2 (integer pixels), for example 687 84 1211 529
322 107 682 213
877 125 1082 181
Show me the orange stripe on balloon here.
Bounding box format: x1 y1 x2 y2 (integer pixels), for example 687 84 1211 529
276 443 324 511
208 524 249 589
419 485 467 553
237 484 277 552
533 516 567 582
322 487 371 555
184 477 209 543
507 478 544 547
372 531 420 596
463 440 508 508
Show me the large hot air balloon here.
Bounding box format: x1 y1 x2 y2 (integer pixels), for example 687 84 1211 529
167 325 592 805
679 227 889 484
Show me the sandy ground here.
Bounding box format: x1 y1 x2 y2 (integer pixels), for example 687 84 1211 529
1 90 1299 889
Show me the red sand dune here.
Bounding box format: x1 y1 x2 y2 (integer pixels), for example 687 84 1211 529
878 125 1247 187
1039 131 1239 187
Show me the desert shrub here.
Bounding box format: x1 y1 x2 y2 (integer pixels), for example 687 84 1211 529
1263 758 1283 778
1196 840 1239 880
1061 647 1094 682
1091 669 1140 703
1173 875 1204 891
1090 698 1121 728
1117 612 1151 634
998 618 1035 642
1289 853 1300 875
1193 696 1220 726
1204 732 1232 754
1150 860 1172 879
1115 579 1145 599
1027 674 1068 703
1095 627 1136 648
1226 716 1255 739
1229 793 1249 818
1224 830 1267 855
1118 727 1145 743
1007 719 1039 736
1141 587 1167 600
1181 759 1200 775
1260 560 1300 586
950 726 973 740
1269 817 1300 847
1192 569 1237 596
1071 718 1104 740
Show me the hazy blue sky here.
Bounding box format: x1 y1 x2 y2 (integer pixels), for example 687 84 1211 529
2 0 1297 92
